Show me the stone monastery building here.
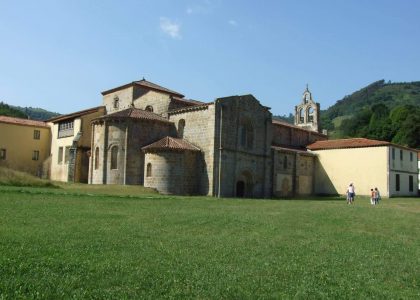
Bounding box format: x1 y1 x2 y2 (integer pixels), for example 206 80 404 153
2 78 417 198
48 79 327 198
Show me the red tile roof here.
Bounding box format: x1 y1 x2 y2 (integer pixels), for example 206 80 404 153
171 96 204 106
101 79 184 98
271 145 317 156
142 136 201 152
95 108 171 123
48 106 104 123
307 138 392 150
168 102 213 115
272 119 327 137
0 115 49 128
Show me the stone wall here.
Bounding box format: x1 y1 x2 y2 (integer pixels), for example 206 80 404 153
133 86 172 115
89 118 174 185
144 151 200 195
103 86 134 114
272 148 316 197
125 120 174 185
168 105 216 195
271 122 327 148
212 95 272 198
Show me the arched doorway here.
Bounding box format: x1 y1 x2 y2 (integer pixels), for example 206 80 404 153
236 181 245 197
235 170 253 198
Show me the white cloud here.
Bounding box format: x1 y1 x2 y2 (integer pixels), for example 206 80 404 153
186 0 216 15
228 20 238 26
160 17 181 39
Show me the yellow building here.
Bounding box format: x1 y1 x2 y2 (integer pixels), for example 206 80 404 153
0 116 51 176
49 106 105 183
308 138 419 197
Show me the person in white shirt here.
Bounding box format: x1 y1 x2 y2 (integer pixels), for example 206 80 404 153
347 183 355 204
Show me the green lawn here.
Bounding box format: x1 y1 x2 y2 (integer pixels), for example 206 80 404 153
0 186 419 299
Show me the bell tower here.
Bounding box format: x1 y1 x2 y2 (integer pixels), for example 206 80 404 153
294 85 320 132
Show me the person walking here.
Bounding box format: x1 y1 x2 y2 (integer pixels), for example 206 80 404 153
370 188 375 205
347 183 355 204
374 187 381 204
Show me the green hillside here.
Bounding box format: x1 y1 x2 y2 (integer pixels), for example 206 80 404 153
321 80 420 148
11 105 60 120
0 101 60 120
0 102 28 118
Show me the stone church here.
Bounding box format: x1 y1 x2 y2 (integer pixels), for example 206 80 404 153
86 79 326 197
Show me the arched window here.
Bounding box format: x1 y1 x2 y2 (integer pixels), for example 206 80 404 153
94 147 99 170
110 146 118 169
299 108 304 123
178 119 185 138
283 155 288 169
146 163 152 177
113 96 119 109
145 105 154 112
240 121 253 149
307 106 314 122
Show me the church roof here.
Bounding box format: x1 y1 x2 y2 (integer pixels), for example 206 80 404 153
142 136 201 152
0 115 49 128
101 78 185 98
95 108 171 123
272 119 327 137
48 106 104 123
271 145 317 156
171 96 205 106
307 138 392 150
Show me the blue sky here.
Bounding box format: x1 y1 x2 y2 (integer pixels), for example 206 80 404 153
0 0 419 116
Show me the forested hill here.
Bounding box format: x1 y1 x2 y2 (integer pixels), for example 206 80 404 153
11 105 60 120
321 80 420 148
0 102 28 119
0 101 60 120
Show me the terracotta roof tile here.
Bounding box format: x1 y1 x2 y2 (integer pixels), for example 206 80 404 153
168 102 213 115
0 115 49 128
48 106 104 123
271 145 317 156
101 79 184 97
135 79 184 97
307 138 392 150
142 136 201 152
272 119 327 136
171 96 203 106
96 107 171 123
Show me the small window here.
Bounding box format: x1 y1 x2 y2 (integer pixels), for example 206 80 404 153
178 119 185 138
113 96 119 109
409 175 413 192
392 148 395 160
94 147 99 170
410 152 413 162
0 148 6 160
145 105 153 112
58 147 63 164
110 146 118 169
400 150 403 161
283 155 288 169
240 121 253 150
33 130 40 140
32 150 39 161
64 146 71 164
146 163 152 177
396 174 400 191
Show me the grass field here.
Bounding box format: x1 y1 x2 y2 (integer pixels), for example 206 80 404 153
0 185 419 299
